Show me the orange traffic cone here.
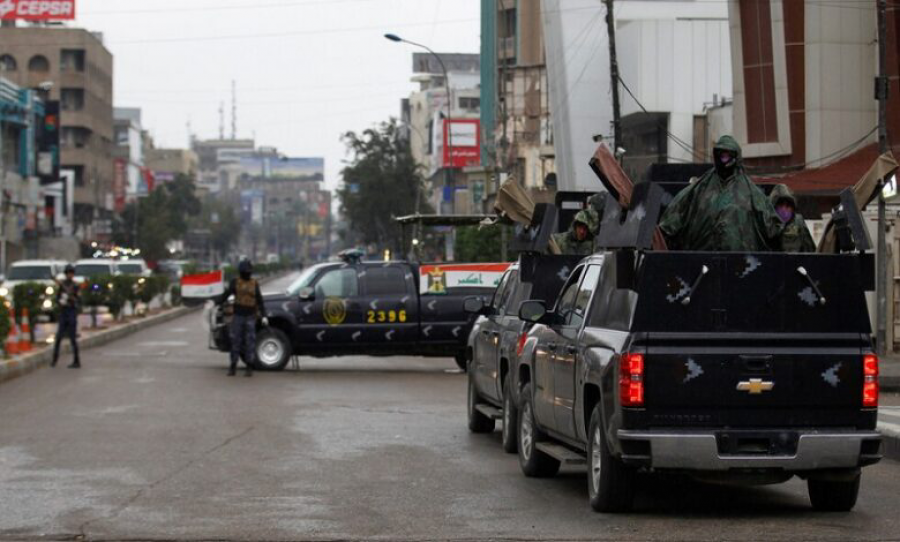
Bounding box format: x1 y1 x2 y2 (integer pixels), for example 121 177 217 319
18 308 31 353
5 311 20 356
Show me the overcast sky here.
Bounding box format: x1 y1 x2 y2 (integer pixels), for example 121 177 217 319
75 0 481 191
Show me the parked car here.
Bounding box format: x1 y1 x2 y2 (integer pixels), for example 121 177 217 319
210 254 507 371
464 254 584 453
0 260 68 319
73 259 119 284
117 259 151 277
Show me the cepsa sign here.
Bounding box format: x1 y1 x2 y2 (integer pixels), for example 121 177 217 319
0 0 76 20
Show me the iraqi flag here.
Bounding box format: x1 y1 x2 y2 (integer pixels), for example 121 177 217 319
181 270 224 299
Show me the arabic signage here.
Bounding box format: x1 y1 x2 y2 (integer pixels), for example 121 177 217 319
0 0 76 20
113 159 127 213
442 119 481 169
420 263 511 294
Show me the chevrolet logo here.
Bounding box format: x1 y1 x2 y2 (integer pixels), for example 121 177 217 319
736 378 775 394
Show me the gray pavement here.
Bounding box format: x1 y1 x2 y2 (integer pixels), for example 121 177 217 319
1 274 900 541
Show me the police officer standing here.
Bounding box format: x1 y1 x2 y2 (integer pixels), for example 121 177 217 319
51 264 81 368
217 259 268 377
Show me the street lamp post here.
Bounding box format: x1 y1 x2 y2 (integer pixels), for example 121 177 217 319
384 33 454 212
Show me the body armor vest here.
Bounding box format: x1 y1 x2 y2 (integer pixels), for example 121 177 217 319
234 278 258 309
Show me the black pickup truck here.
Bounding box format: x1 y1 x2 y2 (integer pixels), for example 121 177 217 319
210 259 503 370
465 254 584 452
510 183 882 513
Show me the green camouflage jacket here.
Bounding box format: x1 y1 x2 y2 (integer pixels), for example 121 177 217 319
552 209 598 256
769 184 816 253
658 135 784 252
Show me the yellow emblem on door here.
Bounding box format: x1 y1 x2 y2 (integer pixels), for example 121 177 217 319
323 297 347 326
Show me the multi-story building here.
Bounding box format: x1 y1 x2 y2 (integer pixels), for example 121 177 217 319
192 137 255 194
113 107 146 205
145 147 199 184
0 77 47 268
0 25 113 240
481 0 556 208
400 53 482 215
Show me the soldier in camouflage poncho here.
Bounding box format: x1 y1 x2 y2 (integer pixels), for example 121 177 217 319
658 135 784 252
553 209 598 256
769 184 816 252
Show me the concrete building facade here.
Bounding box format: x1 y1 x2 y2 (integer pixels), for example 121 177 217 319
481 0 556 207
0 26 113 239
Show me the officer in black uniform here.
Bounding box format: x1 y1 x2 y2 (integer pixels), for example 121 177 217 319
217 259 268 377
51 264 81 368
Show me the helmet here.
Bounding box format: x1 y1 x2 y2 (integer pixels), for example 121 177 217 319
64 264 75 274
238 259 253 277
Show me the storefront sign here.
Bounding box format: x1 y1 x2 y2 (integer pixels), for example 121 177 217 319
0 0 76 20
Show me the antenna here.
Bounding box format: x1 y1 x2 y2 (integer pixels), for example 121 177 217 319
218 102 224 140
186 117 192 147
231 80 237 140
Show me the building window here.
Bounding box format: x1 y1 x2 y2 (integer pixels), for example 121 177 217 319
28 55 49 72
61 127 90 149
60 49 85 72
61 88 85 111
459 97 480 111
739 0 778 144
0 54 17 72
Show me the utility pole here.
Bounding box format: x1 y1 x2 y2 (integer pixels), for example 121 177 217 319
231 80 237 140
877 0 889 355
604 0 622 152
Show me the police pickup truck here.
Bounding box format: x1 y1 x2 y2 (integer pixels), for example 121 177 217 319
210 257 505 371
511 181 883 513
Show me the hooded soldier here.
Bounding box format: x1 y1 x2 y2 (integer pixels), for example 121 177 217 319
553 208 599 256
658 135 783 252
769 184 816 253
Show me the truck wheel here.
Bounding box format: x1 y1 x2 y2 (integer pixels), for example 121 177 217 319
467 374 495 433
455 351 468 372
808 472 860 511
255 327 291 371
587 402 634 512
518 383 560 477
501 373 518 454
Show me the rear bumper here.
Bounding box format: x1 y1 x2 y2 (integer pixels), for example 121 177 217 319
617 429 882 471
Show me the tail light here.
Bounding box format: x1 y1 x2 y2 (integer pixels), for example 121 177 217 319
516 332 528 357
863 353 879 408
619 353 644 407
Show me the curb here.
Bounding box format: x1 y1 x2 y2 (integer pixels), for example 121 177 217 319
879 424 900 462
0 304 201 384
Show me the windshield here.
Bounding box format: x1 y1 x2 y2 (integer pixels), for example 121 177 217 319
75 264 113 277
8 266 53 280
118 264 144 275
286 265 327 295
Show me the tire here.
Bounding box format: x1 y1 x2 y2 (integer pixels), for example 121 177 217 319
517 383 560 477
587 402 634 512
808 472 860 511
501 372 519 453
455 351 468 372
255 327 291 371
467 373 496 433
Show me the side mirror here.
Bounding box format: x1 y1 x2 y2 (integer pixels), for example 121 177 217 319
298 287 315 301
463 296 486 315
519 300 548 324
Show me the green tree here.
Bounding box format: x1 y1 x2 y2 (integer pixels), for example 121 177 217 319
337 118 430 253
454 225 511 263
112 174 203 262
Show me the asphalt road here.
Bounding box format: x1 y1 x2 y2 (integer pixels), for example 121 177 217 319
1 273 899 541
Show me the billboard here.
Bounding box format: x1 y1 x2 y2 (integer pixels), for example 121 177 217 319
0 0 76 20
238 157 324 181
442 119 481 169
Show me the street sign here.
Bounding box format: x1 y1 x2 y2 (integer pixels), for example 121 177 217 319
0 0 76 20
